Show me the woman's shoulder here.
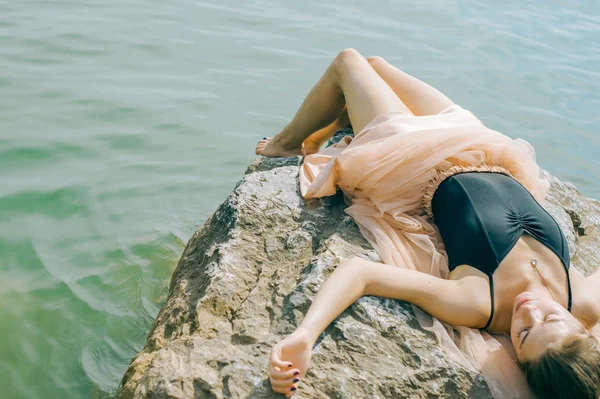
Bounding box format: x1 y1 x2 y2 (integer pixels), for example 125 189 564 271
449 266 497 328
449 264 489 280
572 268 600 328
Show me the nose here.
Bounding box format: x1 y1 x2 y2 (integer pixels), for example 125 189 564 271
520 304 543 324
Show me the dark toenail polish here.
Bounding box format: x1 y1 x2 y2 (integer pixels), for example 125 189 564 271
293 372 299 376
263 137 266 139
293 379 299 383
291 387 296 391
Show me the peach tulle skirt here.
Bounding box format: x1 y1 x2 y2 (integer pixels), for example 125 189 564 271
299 104 553 398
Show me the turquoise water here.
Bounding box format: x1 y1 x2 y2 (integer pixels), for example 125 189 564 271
1 1 599 398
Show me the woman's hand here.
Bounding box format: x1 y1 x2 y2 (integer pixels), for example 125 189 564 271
269 328 313 397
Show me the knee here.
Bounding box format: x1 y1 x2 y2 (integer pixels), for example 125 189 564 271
329 48 366 84
332 48 364 69
366 55 385 68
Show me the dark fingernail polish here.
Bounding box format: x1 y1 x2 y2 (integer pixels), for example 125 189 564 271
263 137 267 139
291 387 296 391
293 371 300 376
293 378 299 383
287 364 293 368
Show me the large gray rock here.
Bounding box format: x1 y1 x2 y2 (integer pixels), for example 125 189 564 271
117 141 600 399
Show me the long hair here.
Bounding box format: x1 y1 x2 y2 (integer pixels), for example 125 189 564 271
521 332 600 398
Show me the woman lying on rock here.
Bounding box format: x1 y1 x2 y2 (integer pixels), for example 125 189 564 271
255 49 600 398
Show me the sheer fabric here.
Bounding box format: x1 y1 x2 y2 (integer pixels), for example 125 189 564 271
299 104 582 398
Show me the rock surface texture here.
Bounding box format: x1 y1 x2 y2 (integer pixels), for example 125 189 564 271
117 139 600 398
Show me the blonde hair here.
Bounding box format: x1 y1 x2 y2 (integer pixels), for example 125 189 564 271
521 333 600 398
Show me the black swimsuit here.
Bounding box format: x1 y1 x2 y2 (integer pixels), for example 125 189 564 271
431 172 572 330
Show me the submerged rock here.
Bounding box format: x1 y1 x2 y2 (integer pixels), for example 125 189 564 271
117 135 600 399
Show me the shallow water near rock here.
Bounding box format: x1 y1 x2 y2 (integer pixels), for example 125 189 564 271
1 1 599 398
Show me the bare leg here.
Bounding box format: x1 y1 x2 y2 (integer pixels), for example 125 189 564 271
298 57 454 154
256 49 410 157
301 107 350 155
259 108 349 157
366 56 454 116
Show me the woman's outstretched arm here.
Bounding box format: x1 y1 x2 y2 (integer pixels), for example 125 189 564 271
299 257 484 341
269 256 487 396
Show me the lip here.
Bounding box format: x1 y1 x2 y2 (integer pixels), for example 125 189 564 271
515 296 534 312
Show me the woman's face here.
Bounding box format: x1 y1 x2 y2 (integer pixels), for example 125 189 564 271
510 292 582 362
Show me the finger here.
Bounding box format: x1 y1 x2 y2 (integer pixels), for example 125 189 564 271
269 363 299 380
286 384 299 397
272 382 298 397
270 376 299 388
269 365 300 380
272 385 289 394
269 347 293 370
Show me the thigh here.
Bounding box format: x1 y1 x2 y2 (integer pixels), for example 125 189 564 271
334 50 412 134
368 56 453 116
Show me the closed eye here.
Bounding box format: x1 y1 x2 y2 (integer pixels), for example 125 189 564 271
519 314 563 348
519 328 531 348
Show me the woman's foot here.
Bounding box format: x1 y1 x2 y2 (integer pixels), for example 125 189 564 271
255 135 303 158
301 136 323 156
